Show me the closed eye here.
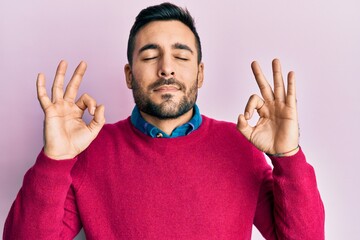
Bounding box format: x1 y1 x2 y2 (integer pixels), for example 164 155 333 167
143 56 158 61
175 57 189 61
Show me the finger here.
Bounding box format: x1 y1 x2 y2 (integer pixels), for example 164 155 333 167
272 59 286 102
251 61 275 102
76 93 97 115
237 114 254 140
286 71 296 107
64 61 87 102
51 60 68 102
36 73 52 110
244 94 265 119
88 105 106 135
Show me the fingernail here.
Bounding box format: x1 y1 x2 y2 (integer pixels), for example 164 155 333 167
90 107 96 115
245 112 250 119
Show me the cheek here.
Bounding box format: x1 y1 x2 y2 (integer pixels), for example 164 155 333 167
139 61 158 73
182 69 200 89
131 68 151 87
132 61 153 75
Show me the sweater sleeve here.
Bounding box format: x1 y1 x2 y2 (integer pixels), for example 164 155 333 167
3 151 82 240
253 148 325 240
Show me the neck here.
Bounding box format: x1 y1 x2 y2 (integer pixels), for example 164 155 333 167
140 109 194 135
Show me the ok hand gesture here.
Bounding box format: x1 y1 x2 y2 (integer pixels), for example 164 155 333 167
237 59 299 156
37 60 105 160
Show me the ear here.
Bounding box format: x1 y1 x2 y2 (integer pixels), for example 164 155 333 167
124 64 132 89
197 63 204 88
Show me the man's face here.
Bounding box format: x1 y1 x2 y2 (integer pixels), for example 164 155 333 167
125 20 204 119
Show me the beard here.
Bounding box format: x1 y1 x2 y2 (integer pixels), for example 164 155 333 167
131 76 199 119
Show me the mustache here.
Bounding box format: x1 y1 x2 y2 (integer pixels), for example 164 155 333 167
148 78 186 91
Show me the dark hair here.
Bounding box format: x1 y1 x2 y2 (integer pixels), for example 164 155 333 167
127 2 202 65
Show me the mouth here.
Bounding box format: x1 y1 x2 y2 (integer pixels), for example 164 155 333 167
153 85 180 93
149 78 184 94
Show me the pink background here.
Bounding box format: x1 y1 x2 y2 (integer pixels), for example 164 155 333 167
1 0 359 239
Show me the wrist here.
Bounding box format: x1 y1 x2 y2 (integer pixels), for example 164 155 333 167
44 147 77 161
266 145 300 157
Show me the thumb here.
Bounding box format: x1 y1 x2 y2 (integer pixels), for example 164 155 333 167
88 105 106 136
237 114 253 140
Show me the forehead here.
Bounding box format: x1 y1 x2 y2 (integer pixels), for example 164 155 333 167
134 20 196 50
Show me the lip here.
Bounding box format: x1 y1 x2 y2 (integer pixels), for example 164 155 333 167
153 85 180 93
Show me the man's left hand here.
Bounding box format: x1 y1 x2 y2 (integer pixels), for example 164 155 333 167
237 59 299 156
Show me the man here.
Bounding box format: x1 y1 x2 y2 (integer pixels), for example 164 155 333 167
4 3 324 239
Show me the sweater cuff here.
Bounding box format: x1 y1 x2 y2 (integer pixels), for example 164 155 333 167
20 150 79 207
34 149 78 175
268 148 314 178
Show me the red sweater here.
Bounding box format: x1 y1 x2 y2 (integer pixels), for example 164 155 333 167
4 116 324 239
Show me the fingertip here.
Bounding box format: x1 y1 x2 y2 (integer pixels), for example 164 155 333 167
89 107 96 115
251 61 258 68
237 114 253 140
79 61 88 68
94 105 106 124
237 114 247 128
59 60 68 66
287 71 296 90
95 104 105 113
36 73 45 86
75 61 88 75
37 72 44 80
56 60 68 74
272 58 280 64
251 61 263 74
272 58 282 70
288 71 295 79
96 104 105 114
245 111 250 120
237 114 243 129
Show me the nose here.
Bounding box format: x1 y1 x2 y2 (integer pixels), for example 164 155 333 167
158 56 175 79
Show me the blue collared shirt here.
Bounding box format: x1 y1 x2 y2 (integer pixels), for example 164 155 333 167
130 105 202 138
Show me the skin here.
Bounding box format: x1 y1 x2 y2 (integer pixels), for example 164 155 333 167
37 21 298 160
124 21 204 135
237 59 299 156
37 61 105 160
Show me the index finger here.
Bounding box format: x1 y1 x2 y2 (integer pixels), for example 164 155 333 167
251 61 275 102
63 61 87 102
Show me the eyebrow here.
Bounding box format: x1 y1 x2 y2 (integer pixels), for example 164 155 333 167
173 43 193 54
138 44 159 54
138 43 194 55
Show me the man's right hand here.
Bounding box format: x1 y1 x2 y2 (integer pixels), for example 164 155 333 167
36 60 105 160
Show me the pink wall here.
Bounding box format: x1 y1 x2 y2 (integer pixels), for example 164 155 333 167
1 0 359 239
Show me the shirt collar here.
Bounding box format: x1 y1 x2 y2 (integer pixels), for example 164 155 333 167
130 105 202 138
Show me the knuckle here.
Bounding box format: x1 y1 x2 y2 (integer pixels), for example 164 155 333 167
82 93 95 103
249 94 258 101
